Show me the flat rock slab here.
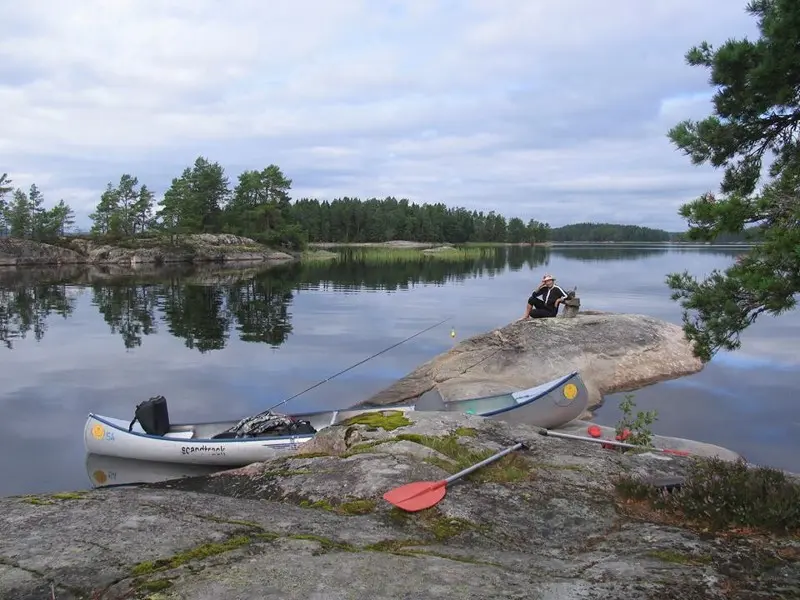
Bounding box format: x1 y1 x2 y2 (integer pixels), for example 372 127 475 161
1 412 797 600
359 312 704 411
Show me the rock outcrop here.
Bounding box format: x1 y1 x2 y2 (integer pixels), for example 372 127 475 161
359 312 704 412
0 234 295 267
1 412 795 599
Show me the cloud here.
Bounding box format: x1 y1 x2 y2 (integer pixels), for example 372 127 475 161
0 0 760 229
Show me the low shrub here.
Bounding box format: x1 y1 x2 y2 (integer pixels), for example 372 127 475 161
615 457 800 535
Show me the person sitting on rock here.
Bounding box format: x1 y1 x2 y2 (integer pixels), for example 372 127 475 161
520 274 568 319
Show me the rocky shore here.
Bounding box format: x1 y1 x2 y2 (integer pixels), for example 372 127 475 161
2 412 798 599
0 234 295 267
359 311 705 414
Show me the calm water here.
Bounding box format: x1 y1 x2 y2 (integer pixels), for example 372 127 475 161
2 245 799 497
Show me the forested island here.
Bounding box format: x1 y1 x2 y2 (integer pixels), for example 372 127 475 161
0 165 758 252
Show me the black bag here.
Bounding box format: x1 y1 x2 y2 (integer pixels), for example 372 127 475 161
129 395 171 436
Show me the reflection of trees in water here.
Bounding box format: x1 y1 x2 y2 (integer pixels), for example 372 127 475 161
160 285 231 353
552 247 669 262
297 246 549 291
92 285 159 349
227 270 294 346
12 243 745 351
0 249 550 351
90 272 296 353
0 284 75 349
552 245 745 263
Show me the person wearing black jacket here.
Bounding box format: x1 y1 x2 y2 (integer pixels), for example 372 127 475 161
520 274 568 319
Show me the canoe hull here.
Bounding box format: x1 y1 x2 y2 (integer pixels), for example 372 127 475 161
84 371 589 466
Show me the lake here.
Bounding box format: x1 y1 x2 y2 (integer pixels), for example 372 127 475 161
2 245 799 497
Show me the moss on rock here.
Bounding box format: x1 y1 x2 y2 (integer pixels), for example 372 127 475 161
130 535 252 576
340 410 412 432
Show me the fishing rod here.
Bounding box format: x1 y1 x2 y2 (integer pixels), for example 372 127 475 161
262 316 453 415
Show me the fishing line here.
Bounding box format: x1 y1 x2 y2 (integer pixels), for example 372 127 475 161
263 316 453 414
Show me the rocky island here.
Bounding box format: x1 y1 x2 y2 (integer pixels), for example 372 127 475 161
2 412 798 599
0 234 295 267
359 311 705 414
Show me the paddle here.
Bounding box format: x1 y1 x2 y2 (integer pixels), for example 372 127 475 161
383 442 526 512
537 429 691 456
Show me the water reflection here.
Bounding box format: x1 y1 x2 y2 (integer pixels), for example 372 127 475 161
0 244 745 352
0 247 551 351
86 453 224 488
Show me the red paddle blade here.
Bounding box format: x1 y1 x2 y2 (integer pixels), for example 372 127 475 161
383 480 446 512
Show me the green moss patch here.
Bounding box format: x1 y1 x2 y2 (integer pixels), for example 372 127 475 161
340 410 411 432
340 439 394 457
416 508 475 541
396 433 532 483
130 535 252 576
299 497 377 516
292 451 332 459
19 490 89 505
51 491 88 500
136 578 173 593
615 457 800 535
287 534 357 553
453 427 479 437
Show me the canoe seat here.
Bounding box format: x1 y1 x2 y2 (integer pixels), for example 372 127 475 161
163 430 195 439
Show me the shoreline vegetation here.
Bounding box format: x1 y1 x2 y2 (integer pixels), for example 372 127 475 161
0 234 758 269
0 159 760 271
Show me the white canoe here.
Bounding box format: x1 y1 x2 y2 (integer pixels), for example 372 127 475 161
84 370 588 466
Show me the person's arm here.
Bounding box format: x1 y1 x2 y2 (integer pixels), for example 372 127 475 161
553 286 568 306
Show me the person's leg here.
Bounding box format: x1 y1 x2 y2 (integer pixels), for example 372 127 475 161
530 297 548 310
529 307 557 318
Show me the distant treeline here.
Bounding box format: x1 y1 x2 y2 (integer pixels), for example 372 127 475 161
0 164 761 249
549 222 671 242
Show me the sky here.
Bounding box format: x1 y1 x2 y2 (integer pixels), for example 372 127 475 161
0 1 760 231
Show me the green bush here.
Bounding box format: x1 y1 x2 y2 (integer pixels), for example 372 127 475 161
615 457 800 535
615 393 658 447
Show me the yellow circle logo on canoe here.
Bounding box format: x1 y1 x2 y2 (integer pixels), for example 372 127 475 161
93 470 107 485
563 384 578 400
91 424 105 440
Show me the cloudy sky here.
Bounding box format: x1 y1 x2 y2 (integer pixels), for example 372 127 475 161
1 1 758 231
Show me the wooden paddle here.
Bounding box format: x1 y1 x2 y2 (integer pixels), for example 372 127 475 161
383 442 526 512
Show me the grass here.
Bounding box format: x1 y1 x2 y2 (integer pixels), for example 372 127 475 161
301 249 339 263
303 245 498 265
615 457 800 535
393 433 532 483
340 410 412 432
